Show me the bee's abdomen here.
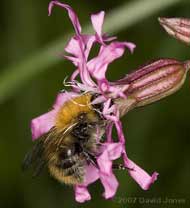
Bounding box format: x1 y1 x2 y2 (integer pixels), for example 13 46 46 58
48 155 85 185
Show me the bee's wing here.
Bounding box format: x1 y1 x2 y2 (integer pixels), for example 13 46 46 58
22 139 46 177
22 123 78 177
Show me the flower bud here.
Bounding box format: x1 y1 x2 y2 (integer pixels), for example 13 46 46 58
115 59 189 116
159 17 190 45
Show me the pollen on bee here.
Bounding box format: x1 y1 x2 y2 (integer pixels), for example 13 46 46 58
55 94 95 131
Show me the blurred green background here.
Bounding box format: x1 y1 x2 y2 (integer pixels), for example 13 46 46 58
0 0 190 207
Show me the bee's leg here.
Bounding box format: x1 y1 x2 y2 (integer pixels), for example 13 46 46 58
82 151 99 169
78 141 99 169
112 163 134 171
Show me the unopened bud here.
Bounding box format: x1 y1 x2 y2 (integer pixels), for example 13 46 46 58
159 17 190 45
115 59 189 116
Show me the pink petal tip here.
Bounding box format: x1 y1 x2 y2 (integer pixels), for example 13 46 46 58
74 186 91 203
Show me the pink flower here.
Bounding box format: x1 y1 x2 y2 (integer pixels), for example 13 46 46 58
31 1 159 203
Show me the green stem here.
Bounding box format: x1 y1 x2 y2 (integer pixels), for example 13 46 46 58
0 0 181 103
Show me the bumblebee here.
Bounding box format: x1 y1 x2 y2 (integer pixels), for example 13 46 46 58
23 94 105 185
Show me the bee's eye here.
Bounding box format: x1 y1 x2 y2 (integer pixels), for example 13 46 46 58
67 149 72 156
59 148 74 159
59 143 83 160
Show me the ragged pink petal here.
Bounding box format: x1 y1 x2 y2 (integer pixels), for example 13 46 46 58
114 119 126 143
106 115 158 190
65 35 96 87
81 35 96 60
123 153 159 190
83 143 123 186
87 42 135 92
100 172 119 199
83 164 99 186
105 109 125 144
105 142 124 160
66 35 96 62
106 123 114 142
91 11 105 43
88 42 128 79
70 69 79 82
65 37 83 60
97 150 112 174
102 114 158 191
64 55 78 66
74 185 91 203
75 142 123 202
49 2 97 87
79 61 96 87
102 99 118 122
48 1 82 35
97 142 123 174
102 103 125 146
31 109 57 140
91 12 117 44
102 34 117 42
108 84 129 99
124 42 136 53
97 142 123 199
65 35 96 63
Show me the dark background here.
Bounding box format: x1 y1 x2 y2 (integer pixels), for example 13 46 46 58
0 0 190 207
